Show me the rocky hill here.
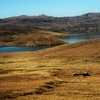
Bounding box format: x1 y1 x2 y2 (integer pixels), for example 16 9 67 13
0 13 100 33
0 13 100 46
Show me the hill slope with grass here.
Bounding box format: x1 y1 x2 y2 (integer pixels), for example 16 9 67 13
0 38 100 100
0 13 100 46
33 38 100 57
0 13 100 33
0 29 66 46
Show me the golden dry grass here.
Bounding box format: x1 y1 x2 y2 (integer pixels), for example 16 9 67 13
0 38 100 100
0 29 66 46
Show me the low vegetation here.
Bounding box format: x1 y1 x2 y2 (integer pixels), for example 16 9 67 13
0 29 66 46
0 38 100 100
0 13 100 33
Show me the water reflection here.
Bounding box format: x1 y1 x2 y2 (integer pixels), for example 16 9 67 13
60 33 100 43
0 33 100 53
0 46 53 53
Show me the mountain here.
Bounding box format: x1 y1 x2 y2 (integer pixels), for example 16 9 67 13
0 13 100 33
0 13 100 46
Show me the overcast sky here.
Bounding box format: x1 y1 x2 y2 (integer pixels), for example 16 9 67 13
0 0 100 18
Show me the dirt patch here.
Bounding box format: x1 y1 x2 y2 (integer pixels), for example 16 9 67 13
0 80 64 100
0 91 35 100
34 80 64 95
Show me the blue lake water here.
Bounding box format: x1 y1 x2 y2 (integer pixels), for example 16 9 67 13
0 33 100 53
0 46 53 53
60 33 100 43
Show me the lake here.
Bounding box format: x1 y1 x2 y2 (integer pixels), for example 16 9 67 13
60 33 100 43
0 33 100 53
0 46 53 53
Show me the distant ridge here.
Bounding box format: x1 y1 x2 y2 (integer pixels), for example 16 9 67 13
37 14 50 18
0 12 100 33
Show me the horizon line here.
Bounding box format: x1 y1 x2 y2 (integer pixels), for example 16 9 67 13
0 12 100 19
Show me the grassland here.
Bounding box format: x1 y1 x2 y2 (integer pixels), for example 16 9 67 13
0 38 100 100
0 29 66 46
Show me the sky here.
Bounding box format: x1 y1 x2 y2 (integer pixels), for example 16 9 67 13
0 0 100 18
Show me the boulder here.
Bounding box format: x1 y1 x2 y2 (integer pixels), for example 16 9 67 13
26 42 36 47
73 72 90 76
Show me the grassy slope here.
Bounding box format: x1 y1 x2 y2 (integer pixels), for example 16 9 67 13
13 33 66 46
33 38 100 57
0 38 100 100
0 29 66 46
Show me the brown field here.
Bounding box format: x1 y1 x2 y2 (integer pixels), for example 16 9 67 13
0 38 100 100
0 29 66 46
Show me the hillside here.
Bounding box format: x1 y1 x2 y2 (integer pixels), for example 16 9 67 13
0 13 100 99
0 38 100 100
33 38 100 58
0 13 100 46
0 13 100 33
0 29 66 46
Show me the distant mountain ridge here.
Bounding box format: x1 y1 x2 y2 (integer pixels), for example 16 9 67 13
0 12 100 33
